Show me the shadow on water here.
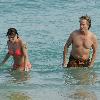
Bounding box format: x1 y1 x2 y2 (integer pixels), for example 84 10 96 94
62 67 98 100
67 89 97 100
0 66 31 84
7 92 32 100
0 68 32 100
9 70 31 83
63 67 97 85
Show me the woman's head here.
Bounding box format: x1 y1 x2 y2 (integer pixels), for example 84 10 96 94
6 28 19 42
6 28 19 37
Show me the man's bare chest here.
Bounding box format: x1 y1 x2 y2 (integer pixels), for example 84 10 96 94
72 35 93 49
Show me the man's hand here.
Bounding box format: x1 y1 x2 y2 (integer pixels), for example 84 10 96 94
25 66 29 72
62 62 67 67
88 62 94 68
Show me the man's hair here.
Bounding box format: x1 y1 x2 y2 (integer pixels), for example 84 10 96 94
79 15 91 29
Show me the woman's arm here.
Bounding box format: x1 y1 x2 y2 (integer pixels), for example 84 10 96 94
0 53 10 66
21 41 29 71
0 41 10 66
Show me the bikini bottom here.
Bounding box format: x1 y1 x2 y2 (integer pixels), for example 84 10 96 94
13 62 32 70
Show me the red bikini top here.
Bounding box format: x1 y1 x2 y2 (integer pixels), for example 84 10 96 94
8 49 22 56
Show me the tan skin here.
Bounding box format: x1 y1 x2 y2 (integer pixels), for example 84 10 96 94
0 34 30 71
63 19 98 67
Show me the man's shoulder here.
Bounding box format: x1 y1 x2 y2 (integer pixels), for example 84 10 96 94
89 31 97 41
89 31 96 37
70 30 79 36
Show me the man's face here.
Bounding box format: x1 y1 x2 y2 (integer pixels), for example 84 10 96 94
80 19 89 32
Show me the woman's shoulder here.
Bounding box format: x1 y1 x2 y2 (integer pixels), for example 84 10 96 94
18 38 27 49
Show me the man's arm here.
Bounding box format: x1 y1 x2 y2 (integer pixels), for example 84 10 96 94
89 35 98 67
63 34 72 67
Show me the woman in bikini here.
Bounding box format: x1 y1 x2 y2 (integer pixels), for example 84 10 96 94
0 28 31 71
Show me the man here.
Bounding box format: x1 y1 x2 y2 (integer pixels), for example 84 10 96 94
63 15 98 67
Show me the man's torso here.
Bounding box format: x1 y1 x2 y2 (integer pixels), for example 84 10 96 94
70 30 93 60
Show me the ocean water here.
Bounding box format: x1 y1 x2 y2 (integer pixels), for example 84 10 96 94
0 0 100 100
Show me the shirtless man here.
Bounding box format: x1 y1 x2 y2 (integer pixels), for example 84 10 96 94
63 15 98 67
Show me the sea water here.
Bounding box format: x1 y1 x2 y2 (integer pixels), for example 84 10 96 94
0 0 100 100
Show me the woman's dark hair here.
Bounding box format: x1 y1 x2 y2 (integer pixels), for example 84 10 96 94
6 28 19 38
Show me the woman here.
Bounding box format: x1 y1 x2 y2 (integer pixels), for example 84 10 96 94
0 28 31 71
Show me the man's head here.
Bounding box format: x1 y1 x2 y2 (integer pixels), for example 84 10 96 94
79 15 91 31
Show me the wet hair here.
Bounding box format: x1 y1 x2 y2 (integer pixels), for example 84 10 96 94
79 15 91 29
6 28 19 38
